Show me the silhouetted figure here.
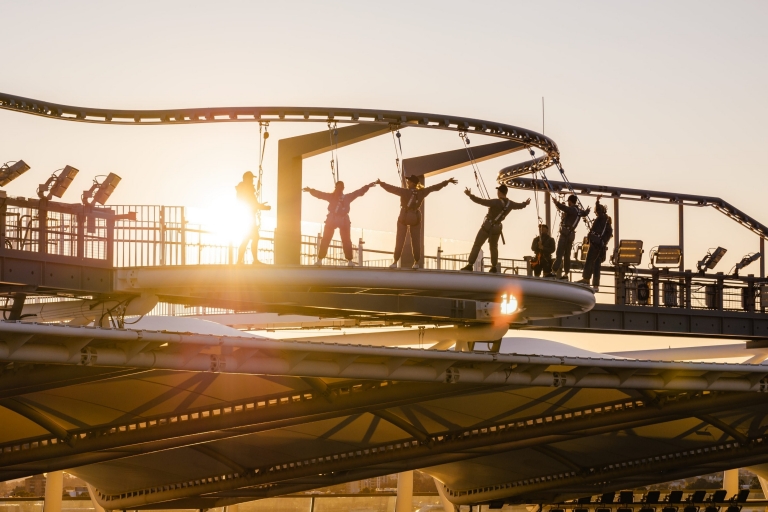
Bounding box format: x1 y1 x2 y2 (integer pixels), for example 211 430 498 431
577 199 613 291
304 180 375 266
531 224 556 277
550 193 590 280
461 184 529 273
236 171 271 264
377 174 457 269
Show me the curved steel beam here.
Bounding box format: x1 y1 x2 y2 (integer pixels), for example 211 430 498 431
697 414 750 444
0 92 558 178
0 398 71 442
373 410 431 444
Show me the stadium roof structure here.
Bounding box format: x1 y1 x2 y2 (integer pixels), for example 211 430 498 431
2 320 768 510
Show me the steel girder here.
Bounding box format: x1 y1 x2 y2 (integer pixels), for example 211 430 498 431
0 380 485 476
4 321 768 391
0 92 558 179
88 391 765 510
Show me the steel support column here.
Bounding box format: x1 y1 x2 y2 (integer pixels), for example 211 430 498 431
43 470 63 512
396 471 414 512
679 203 685 271
275 124 392 265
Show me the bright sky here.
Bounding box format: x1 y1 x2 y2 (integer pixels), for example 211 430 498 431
2 1 766 271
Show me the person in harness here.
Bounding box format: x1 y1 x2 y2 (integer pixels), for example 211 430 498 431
461 183 530 273
550 193 590 280
303 180 375 266
236 171 271 265
530 223 556 277
376 174 457 269
577 198 613 291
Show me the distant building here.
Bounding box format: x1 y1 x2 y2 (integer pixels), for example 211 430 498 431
24 474 46 496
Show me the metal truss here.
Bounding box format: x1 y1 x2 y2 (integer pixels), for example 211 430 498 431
88 391 764 509
0 379 482 476
441 431 768 506
0 92 557 178
508 178 768 239
3 321 768 391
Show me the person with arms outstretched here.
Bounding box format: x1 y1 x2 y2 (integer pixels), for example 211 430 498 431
549 192 590 280
461 184 529 273
236 171 271 264
304 180 375 266
377 174 457 269
577 198 612 291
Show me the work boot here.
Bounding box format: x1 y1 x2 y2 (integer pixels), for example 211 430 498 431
412 261 421 269
347 260 357 267
576 278 590 285
543 272 555 278
460 264 473 272
592 285 600 292
488 266 498 274
558 274 570 281
313 258 322 266
389 261 399 269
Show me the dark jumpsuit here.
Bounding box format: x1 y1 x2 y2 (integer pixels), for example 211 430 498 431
379 180 453 263
466 194 527 268
307 184 373 261
552 201 587 275
236 180 271 264
531 233 556 276
582 213 613 286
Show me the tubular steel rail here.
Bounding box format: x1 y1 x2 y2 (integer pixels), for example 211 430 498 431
0 92 557 178
509 178 768 241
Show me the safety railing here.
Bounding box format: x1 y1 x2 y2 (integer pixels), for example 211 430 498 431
0 194 114 265
549 265 767 314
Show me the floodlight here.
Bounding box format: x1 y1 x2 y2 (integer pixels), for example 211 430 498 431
650 246 682 268
499 293 518 315
82 173 121 206
37 165 79 200
614 240 644 265
733 252 761 277
0 160 30 186
697 247 727 273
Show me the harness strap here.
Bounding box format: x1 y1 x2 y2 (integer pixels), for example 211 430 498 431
492 199 512 224
334 193 345 214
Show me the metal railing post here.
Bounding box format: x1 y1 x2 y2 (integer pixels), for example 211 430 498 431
716 272 724 311
180 206 187 266
437 246 442 270
746 275 756 313
106 216 115 265
685 270 692 309
159 206 166 266
38 202 48 255
652 268 660 307
616 266 625 305
358 237 364 266
0 193 7 251
77 210 85 260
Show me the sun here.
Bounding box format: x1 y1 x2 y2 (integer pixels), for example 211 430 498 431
186 189 274 246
